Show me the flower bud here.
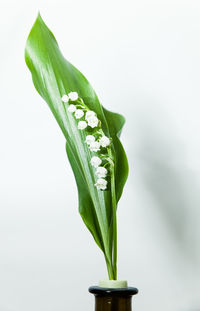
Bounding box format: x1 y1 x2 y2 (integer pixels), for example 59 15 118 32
89 141 101 152
61 94 69 103
68 104 76 113
87 116 99 128
78 121 87 130
75 109 84 119
95 178 107 190
90 156 102 168
96 167 108 178
68 92 78 101
99 136 110 147
85 135 95 145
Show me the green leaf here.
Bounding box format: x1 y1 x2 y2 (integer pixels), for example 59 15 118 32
25 13 129 279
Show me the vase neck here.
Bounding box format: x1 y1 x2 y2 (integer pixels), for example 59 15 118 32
89 286 138 311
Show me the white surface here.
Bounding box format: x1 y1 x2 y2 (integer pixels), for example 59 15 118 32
0 0 200 310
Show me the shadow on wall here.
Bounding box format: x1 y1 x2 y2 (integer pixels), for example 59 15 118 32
129 99 200 265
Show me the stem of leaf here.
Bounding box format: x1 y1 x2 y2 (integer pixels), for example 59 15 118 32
111 167 117 280
107 150 117 280
105 256 114 280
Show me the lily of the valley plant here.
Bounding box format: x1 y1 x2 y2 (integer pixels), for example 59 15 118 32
25 14 128 280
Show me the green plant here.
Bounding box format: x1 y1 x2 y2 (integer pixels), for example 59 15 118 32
25 13 128 280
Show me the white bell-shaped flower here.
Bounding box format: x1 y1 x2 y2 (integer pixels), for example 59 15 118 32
99 136 110 147
85 135 95 145
75 109 84 119
96 166 108 178
85 110 95 121
90 156 102 168
78 121 87 130
95 178 107 190
68 92 78 101
87 116 99 128
61 94 69 103
68 104 76 113
89 141 100 152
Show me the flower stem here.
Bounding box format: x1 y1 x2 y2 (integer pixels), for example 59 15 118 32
68 97 118 279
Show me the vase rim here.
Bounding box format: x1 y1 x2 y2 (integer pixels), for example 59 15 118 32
89 286 138 296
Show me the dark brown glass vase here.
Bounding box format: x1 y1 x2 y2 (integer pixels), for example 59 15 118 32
89 286 138 311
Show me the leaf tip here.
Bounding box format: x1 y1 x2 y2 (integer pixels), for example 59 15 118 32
37 11 41 18
24 12 48 69
36 11 45 25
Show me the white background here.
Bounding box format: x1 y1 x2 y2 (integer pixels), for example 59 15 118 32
0 0 200 310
